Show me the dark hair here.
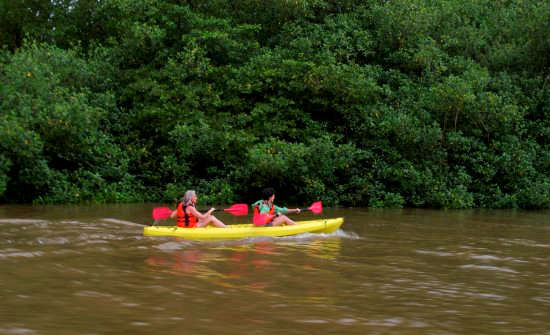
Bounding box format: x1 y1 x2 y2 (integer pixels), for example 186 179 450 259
262 187 275 200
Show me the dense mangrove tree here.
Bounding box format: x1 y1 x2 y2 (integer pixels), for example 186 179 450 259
0 0 548 208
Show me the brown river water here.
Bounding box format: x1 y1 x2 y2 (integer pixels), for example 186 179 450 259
1 204 549 335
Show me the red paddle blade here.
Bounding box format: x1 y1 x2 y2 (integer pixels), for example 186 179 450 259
253 213 273 226
224 203 248 216
152 207 173 220
308 201 323 214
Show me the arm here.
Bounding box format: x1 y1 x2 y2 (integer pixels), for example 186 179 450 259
274 205 300 215
286 208 301 214
188 206 215 220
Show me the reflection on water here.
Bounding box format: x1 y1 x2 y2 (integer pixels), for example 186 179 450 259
0 205 549 335
145 238 343 294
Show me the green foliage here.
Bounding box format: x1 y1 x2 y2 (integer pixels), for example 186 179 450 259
232 136 369 205
0 0 548 209
0 43 135 203
0 153 11 196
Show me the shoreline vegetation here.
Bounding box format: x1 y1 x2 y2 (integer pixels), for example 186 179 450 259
0 0 548 209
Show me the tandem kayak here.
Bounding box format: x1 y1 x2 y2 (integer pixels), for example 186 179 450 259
143 217 344 240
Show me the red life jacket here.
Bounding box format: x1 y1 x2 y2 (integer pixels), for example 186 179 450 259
253 203 275 226
177 202 197 228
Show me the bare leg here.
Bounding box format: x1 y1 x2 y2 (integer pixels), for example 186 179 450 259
271 215 295 226
197 214 226 228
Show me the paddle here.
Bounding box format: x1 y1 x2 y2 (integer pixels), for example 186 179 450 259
222 203 249 216
152 203 249 221
152 207 173 221
300 201 323 214
253 201 323 226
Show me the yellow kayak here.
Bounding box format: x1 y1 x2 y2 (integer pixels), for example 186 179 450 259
143 217 344 240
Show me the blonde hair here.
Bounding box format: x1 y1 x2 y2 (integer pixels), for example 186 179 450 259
183 190 196 205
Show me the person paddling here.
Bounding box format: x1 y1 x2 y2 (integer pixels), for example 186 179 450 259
252 188 300 226
170 190 226 228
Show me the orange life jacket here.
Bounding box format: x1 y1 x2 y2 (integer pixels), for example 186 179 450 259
177 202 197 228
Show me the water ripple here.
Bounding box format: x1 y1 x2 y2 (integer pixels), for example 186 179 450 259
469 254 528 263
500 238 550 249
469 255 503 261
365 318 404 327
0 328 37 335
0 219 49 225
460 264 519 274
101 218 143 227
532 296 550 305
297 319 328 324
0 250 44 259
337 318 358 325
468 292 506 301
155 241 192 251
416 250 460 257
36 237 70 245
74 290 114 298
280 229 361 240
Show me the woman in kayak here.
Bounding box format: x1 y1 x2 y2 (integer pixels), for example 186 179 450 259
170 190 226 228
252 187 300 226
